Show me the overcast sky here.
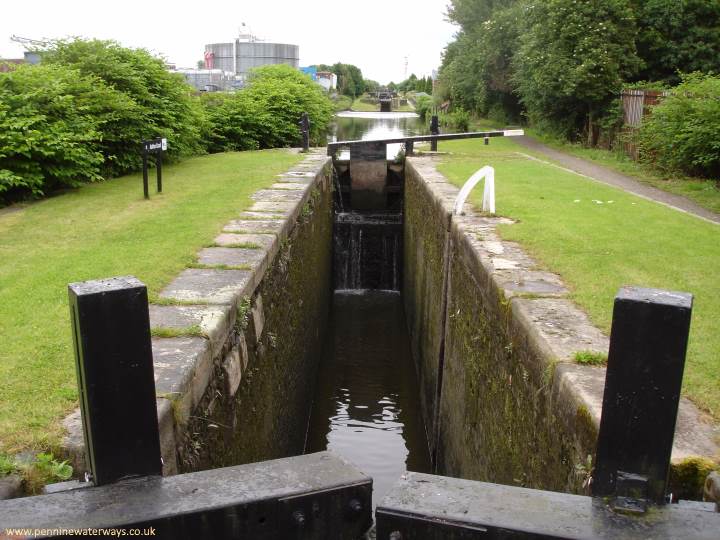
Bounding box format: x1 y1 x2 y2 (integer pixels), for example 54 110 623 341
1 0 457 83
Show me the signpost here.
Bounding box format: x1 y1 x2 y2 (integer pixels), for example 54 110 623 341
142 138 167 199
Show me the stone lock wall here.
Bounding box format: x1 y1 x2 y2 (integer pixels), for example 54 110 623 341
62 151 333 477
403 156 719 497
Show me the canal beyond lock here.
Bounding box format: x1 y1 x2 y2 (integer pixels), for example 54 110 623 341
304 111 431 507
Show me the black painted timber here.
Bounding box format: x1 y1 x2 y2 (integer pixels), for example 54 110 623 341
593 287 693 504
376 472 719 539
327 130 513 155
0 453 373 539
68 276 162 485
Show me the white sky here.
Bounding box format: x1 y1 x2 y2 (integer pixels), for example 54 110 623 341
1 0 457 83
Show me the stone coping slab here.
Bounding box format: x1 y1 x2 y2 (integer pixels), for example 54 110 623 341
406 156 720 469
251 189 305 202
159 268 252 305
149 303 235 358
59 152 332 480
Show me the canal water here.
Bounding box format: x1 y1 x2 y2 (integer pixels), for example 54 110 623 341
331 111 429 160
305 111 431 508
304 291 431 507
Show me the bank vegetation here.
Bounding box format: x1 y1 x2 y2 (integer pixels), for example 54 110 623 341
437 0 720 181
0 39 333 204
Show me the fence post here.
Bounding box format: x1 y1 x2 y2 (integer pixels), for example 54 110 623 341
592 287 693 508
430 115 439 151
68 276 162 486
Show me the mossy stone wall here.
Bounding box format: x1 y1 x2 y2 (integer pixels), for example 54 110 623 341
178 169 333 471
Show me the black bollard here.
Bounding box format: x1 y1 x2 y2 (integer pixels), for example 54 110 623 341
592 287 693 506
430 115 439 151
299 112 310 152
68 276 162 485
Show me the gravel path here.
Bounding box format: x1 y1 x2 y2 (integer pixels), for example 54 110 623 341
513 135 720 225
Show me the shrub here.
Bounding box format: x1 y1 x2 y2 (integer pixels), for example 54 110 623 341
447 109 470 131
638 73 720 178
0 64 128 200
42 39 207 175
414 94 434 120
200 92 266 153
244 65 334 147
203 65 333 151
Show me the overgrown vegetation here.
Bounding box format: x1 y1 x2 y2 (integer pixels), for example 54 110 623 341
438 0 720 179
43 39 207 174
0 452 73 494
574 351 608 365
0 39 334 204
639 73 720 178
201 65 333 153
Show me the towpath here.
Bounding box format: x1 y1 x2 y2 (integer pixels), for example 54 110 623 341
513 135 720 225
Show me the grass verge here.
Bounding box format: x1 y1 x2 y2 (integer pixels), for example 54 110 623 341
436 137 719 419
526 129 720 215
0 149 302 453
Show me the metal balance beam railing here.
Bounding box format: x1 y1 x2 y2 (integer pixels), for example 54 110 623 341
327 129 526 158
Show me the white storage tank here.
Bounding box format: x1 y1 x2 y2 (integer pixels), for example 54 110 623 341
205 35 299 81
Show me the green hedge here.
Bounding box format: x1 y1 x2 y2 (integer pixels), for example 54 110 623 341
43 39 207 176
639 73 720 178
0 64 119 198
0 41 335 204
201 65 333 153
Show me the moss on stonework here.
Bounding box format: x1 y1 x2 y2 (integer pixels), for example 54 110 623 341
669 457 719 501
405 160 593 495
175 171 333 473
151 325 206 339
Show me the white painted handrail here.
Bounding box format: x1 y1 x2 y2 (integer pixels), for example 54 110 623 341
453 165 495 215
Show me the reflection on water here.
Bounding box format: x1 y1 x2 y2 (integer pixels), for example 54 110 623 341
305 290 431 507
332 111 429 160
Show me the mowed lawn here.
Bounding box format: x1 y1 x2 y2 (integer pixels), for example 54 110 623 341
0 150 302 453
436 138 720 419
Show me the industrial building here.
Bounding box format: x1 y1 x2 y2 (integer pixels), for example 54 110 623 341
204 31 299 82
174 68 240 92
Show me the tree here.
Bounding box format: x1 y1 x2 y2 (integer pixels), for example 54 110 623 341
631 0 720 85
202 64 334 152
513 0 640 142
42 39 207 175
439 1 523 120
0 64 131 200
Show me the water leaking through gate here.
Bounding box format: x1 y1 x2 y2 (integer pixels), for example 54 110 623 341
305 112 431 508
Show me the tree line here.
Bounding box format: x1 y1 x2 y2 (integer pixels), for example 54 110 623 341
0 39 334 204
439 0 720 146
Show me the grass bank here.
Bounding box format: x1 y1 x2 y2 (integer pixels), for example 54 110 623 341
0 149 302 454
526 130 720 215
435 138 720 419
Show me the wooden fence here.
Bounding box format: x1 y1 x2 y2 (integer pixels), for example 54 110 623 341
620 89 670 159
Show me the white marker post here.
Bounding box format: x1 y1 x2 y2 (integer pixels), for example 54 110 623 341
453 166 495 215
